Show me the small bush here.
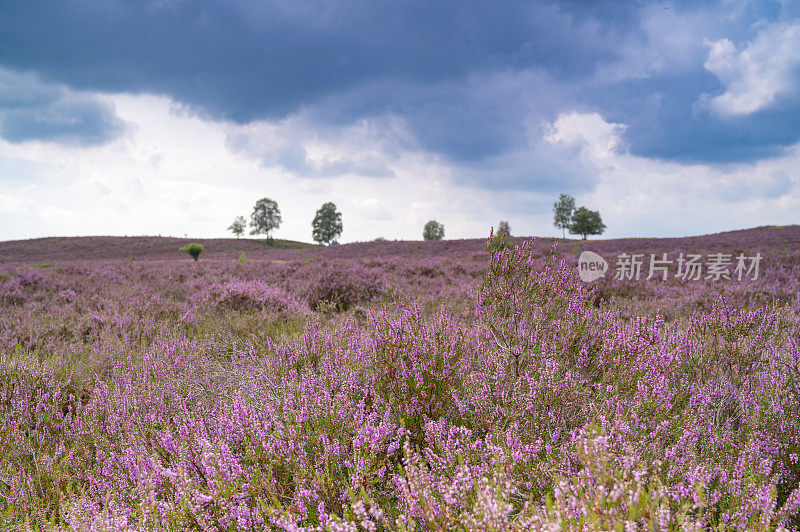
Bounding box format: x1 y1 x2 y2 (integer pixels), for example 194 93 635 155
179 243 203 261
486 234 511 251
0 283 25 306
497 220 511 236
485 228 512 252
17 269 47 287
307 264 384 312
205 281 306 318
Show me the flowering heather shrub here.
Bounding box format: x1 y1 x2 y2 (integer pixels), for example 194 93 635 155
307 263 385 311
402 257 445 278
0 281 25 306
16 268 48 287
2 230 800 530
479 240 599 378
0 267 53 306
205 280 306 318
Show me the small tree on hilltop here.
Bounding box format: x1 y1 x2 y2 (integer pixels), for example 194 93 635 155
423 220 445 241
569 207 606 240
180 243 203 261
553 194 576 239
250 198 282 243
228 215 247 238
312 202 343 245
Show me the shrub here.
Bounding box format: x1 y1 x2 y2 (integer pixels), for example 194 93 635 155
307 264 384 311
0 269 49 306
0 282 25 306
479 238 598 378
497 220 511 236
17 269 47 287
179 243 203 261
403 257 444 278
485 228 512 252
205 281 305 318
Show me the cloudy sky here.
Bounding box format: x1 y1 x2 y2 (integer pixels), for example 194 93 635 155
1 0 799 243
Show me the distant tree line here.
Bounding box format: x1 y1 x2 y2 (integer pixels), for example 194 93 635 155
221 194 606 246
228 198 343 246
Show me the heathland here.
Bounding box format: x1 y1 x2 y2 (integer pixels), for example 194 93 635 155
1 226 800 530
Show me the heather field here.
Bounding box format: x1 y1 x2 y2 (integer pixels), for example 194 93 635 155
3 226 800 531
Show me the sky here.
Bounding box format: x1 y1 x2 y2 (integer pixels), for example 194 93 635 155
1 0 800 243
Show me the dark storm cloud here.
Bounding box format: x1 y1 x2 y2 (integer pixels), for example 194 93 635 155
0 69 127 146
0 0 797 178
0 1 622 110
0 1 625 154
587 71 800 164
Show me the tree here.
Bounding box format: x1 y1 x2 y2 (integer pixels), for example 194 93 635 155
250 198 282 242
227 215 247 238
312 202 343 245
179 243 203 261
569 207 606 240
497 220 511 236
553 194 576 239
423 220 445 241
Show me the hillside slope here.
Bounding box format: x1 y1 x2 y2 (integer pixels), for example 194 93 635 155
0 225 798 264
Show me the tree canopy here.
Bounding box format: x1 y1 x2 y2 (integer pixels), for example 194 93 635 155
423 220 445 241
250 198 282 240
228 215 247 238
179 243 203 261
312 202 343 245
569 207 606 240
553 194 576 239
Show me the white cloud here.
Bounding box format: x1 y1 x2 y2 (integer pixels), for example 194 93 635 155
0 191 36 215
0 92 511 242
2 94 800 245
224 114 409 179
703 22 800 116
352 198 393 221
546 112 800 238
545 112 626 161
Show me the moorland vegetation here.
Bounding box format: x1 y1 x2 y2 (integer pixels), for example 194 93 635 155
1 227 799 530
